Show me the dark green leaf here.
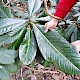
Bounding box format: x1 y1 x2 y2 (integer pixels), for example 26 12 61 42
36 16 51 21
19 29 37 65
36 51 53 67
49 0 56 6
11 27 27 50
0 65 10 80
0 5 11 18
6 63 20 73
28 0 42 17
63 24 76 40
0 18 26 35
77 29 80 40
71 28 78 42
0 49 18 64
0 27 26 46
33 24 80 74
0 34 12 46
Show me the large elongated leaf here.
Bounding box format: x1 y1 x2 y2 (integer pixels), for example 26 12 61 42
0 34 11 46
36 16 51 21
0 18 26 35
6 63 19 73
63 24 76 40
11 27 27 50
0 65 10 80
77 29 80 40
33 24 80 74
19 29 37 65
0 49 18 64
71 28 78 42
49 0 56 6
0 27 26 46
0 5 11 18
28 0 42 17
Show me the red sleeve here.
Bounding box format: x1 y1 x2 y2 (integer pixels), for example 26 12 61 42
54 0 78 19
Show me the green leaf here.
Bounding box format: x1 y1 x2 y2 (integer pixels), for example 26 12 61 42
71 28 78 42
0 5 11 18
74 13 80 17
6 63 20 73
63 24 76 40
5 49 18 59
0 34 12 46
56 0 59 4
28 0 42 17
19 29 37 65
33 24 80 74
77 29 80 40
49 0 56 6
11 27 27 50
36 16 51 21
0 18 26 35
0 49 18 64
78 16 80 21
0 65 10 80
0 0 2 4
36 51 53 67
0 27 26 46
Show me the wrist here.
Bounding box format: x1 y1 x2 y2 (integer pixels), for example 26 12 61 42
53 15 62 20
52 15 62 23
52 18 59 23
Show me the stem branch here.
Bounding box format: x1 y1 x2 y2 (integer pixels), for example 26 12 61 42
43 0 67 25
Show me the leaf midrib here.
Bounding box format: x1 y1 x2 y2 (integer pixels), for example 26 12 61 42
35 25 80 71
0 22 23 29
0 8 8 18
0 67 9 80
26 29 31 56
28 0 36 16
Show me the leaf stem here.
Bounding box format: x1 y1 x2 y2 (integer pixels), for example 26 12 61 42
43 0 67 25
5 0 13 7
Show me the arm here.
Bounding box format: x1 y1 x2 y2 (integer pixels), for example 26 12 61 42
54 0 78 19
44 0 78 32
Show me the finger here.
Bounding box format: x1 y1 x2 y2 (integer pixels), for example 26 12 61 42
49 26 56 31
71 41 80 46
44 23 47 27
49 27 54 31
71 40 80 53
45 24 49 33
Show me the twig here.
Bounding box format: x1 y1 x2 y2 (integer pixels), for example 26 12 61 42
5 0 13 7
23 66 59 74
43 0 67 25
34 70 59 74
20 67 24 80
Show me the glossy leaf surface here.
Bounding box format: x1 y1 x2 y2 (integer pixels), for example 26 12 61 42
0 18 26 35
19 29 37 65
0 49 18 64
0 65 10 80
28 0 42 17
33 24 80 74
0 5 11 18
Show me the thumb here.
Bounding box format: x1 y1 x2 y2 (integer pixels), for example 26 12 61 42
44 24 49 33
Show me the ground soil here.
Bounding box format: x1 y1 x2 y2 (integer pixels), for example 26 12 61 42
11 62 80 80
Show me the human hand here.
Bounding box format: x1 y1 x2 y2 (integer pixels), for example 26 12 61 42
44 18 59 32
71 40 80 53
